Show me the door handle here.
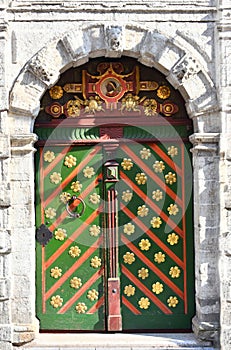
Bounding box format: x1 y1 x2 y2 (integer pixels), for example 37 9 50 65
66 196 86 218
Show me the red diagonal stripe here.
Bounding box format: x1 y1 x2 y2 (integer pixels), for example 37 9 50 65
58 267 104 314
120 144 182 206
121 205 184 267
87 296 105 314
45 207 102 269
45 236 103 300
43 146 71 178
149 143 182 176
120 172 183 237
122 265 172 314
121 235 184 299
122 295 142 315
44 145 102 208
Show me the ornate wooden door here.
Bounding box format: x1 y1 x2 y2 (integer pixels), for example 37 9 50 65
35 58 194 331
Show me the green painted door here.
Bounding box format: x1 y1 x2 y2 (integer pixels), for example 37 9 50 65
35 136 194 331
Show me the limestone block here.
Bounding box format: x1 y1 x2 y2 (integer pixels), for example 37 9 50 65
0 134 10 159
0 255 10 279
0 278 10 301
11 181 32 206
0 301 11 324
0 182 11 207
11 297 34 324
0 325 12 342
10 205 34 229
0 342 12 350
10 157 34 181
11 228 34 253
0 230 11 254
11 250 34 276
123 25 147 58
140 30 168 66
0 208 10 230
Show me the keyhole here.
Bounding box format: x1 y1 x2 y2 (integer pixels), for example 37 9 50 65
112 289 117 294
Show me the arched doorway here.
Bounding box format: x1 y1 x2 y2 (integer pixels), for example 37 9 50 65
34 57 194 332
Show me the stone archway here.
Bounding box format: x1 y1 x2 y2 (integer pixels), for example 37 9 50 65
8 23 220 345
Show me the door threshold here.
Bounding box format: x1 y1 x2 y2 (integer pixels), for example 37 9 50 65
19 332 216 350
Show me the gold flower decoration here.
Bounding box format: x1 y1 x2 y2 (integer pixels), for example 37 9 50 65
143 98 158 116
167 296 179 308
139 239 151 251
50 266 62 279
50 295 63 308
45 207 56 219
124 284 135 296
44 150 55 162
50 172 62 184
153 161 165 173
167 204 179 216
54 228 67 241
59 192 71 204
167 233 179 245
169 266 181 278
150 216 162 228
122 190 133 202
138 297 150 309
154 252 166 264
123 252 135 265
87 289 99 301
137 205 149 217
89 193 100 205
64 155 77 168
157 85 171 99
138 267 149 279
71 181 82 192
123 223 135 236
83 166 95 178
69 246 81 258
121 158 133 171
152 282 164 294
165 172 177 185
135 172 147 185
49 85 63 99
90 256 101 268
70 277 82 289
140 147 151 160
89 225 101 237
152 189 163 202
75 302 87 314
168 146 178 158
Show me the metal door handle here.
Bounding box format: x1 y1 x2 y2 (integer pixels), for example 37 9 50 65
66 196 86 218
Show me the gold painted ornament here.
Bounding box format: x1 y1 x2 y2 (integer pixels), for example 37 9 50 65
167 233 179 245
123 223 135 235
89 225 101 237
49 85 63 99
167 296 179 308
50 172 62 184
45 207 56 219
167 146 178 158
140 147 151 160
50 295 63 308
123 252 135 265
120 93 144 113
64 155 77 168
169 266 181 278
157 85 171 99
137 205 149 217
66 98 83 118
138 267 149 279
84 96 104 114
138 297 150 309
69 246 81 258
153 161 165 173
50 266 62 279
150 216 162 228
165 172 177 185
139 239 151 251
89 193 100 205
87 289 99 301
83 166 95 178
121 158 133 171
90 256 102 268
167 204 179 216
143 98 158 116
152 189 163 202
59 192 71 204
70 277 82 289
124 284 135 297
135 172 147 185
71 181 82 192
152 282 164 295
54 228 67 241
44 150 55 162
122 190 133 202
154 252 166 264
75 302 87 314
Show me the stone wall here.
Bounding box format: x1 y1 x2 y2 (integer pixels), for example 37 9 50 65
0 0 230 349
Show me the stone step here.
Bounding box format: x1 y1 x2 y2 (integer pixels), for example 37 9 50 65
18 333 217 350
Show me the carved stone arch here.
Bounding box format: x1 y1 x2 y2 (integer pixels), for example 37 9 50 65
8 22 220 346
9 23 217 127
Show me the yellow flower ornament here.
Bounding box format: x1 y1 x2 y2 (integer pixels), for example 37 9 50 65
137 205 149 217
152 189 163 202
50 172 62 184
139 239 151 251
89 225 101 237
75 302 87 314
153 161 165 173
165 172 177 185
150 216 162 228
83 166 95 178
157 85 171 99
121 158 133 170
59 192 71 204
50 266 62 279
138 267 149 279
167 296 179 308
87 289 99 301
167 204 179 216
135 173 147 185
70 277 82 289
69 246 81 258
54 228 67 241
71 181 82 192
138 297 150 309
64 155 77 168
154 252 165 264
123 223 135 235
44 150 55 162
50 295 63 308
90 256 101 268
122 190 133 202
45 207 56 219
123 252 135 264
124 285 136 296
169 266 181 278
167 233 179 245
152 282 164 294
168 146 178 158
140 148 151 160
89 193 100 205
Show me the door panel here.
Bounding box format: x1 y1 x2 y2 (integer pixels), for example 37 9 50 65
36 145 106 330
117 142 194 330
36 140 194 331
